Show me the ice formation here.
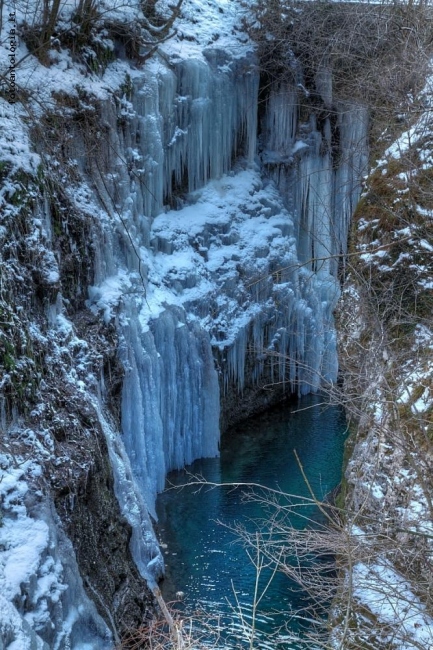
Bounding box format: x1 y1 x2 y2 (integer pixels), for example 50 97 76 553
88 49 368 530
262 82 368 277
0 9 368 646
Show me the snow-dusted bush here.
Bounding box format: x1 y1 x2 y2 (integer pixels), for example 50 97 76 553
7 0 184 70
242 1 433 126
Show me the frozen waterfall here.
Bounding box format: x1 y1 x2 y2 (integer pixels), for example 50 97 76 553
120 303 220 520
89 50 260 575
262 82 368 277
88 46 367 580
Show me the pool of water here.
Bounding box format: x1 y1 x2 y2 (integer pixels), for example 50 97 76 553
156 395 348 648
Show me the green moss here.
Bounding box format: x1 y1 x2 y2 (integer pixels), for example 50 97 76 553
36 163 45 184
0 160 12 182
119 73 133 101
335 422 357 511
85 46 115 75
51 200 64 237
3 353 15 372
1 339 16 372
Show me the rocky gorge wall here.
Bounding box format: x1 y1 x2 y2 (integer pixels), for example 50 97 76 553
0 3 370 646
0 141 157 646
332 91 433 648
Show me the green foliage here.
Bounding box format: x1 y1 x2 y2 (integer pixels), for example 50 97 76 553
120 73 133 101
0 161 12 183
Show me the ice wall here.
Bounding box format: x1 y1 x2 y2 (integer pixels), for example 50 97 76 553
89 49 258 526
262 82 368 277
88 47 367 558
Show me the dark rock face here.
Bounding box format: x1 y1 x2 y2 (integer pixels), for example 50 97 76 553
0 154 154 644
218 349 294 433
54 433 153 637
220 383 289 433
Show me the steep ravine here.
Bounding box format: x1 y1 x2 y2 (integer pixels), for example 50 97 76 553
1 1 406 648
332 97 433 649
0 155 154 645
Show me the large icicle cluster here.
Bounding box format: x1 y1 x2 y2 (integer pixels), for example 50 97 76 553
84 53 259 256
263 82 368 276
88 49 367 521
120 304 220 520
162 53 258 199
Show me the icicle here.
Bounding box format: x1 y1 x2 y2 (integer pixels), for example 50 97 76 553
227 325 248 392
120 301 220 516
91 398 164 586
263 83 298 161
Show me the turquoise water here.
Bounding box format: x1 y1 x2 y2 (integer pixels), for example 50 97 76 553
156 395 348 648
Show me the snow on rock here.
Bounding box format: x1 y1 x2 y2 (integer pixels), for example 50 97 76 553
91 400 164 582
353 559 433 650
0 456 112 650
148 168 341 392
158 0 252 58
1 0 370 644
